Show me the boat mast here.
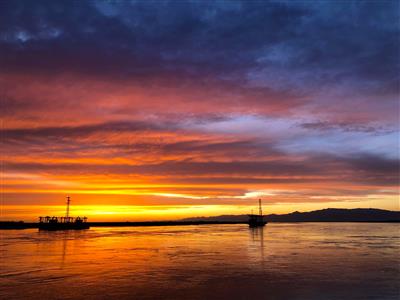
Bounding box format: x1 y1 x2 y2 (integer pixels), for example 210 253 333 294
66 196 71 220
259 198 262 216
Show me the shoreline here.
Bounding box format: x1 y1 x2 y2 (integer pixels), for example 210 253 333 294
1 220 399 230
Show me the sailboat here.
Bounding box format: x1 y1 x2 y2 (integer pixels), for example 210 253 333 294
38 196 89 230
248 199 267 227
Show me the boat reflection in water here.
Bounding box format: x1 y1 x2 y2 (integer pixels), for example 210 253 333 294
38 196 89 231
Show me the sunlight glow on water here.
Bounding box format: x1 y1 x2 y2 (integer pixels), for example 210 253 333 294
0 223 399 300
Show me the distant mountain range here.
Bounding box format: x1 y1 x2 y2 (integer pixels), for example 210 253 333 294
181 208 400 222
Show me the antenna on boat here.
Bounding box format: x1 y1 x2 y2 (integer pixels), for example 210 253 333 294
259 198 262 216
66 196 71 220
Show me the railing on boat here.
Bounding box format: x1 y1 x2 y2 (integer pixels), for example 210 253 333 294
39 216 88 224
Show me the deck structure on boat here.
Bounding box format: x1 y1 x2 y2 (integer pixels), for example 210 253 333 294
38 196 89 230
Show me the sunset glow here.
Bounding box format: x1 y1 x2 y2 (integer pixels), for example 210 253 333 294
1 1 399 221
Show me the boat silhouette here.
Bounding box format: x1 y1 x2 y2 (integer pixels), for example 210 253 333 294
38 196 89 230
248 199 267 227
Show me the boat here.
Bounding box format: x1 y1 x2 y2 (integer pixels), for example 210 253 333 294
248 199 267 227
38 196 89 230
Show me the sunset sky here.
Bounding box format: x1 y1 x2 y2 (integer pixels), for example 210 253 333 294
1 0 399 221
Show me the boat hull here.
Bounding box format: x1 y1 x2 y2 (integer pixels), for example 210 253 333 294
248 221 267 227
38 223 90 231
248 214 267 227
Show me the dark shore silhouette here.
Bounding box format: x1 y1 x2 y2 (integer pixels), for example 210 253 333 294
0 220 243 230
1 208 399 230
182 208 400 223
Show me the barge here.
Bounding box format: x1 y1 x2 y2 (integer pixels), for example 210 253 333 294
38 196 89 230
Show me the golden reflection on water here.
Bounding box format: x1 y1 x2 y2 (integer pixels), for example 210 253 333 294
1 223 399 300
250 227 265 264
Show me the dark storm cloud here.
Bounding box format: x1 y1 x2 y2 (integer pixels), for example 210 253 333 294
160 140 276 155
1 119 282 159
344 154 400 175
0 0 297 107
1 0 398 97
4 153 399 183
1 159 322 177
1 121 176 142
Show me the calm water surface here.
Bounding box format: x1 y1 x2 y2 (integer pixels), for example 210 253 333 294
1 223 399 300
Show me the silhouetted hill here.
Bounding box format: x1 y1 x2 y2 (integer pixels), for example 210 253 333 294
181 208 400 222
